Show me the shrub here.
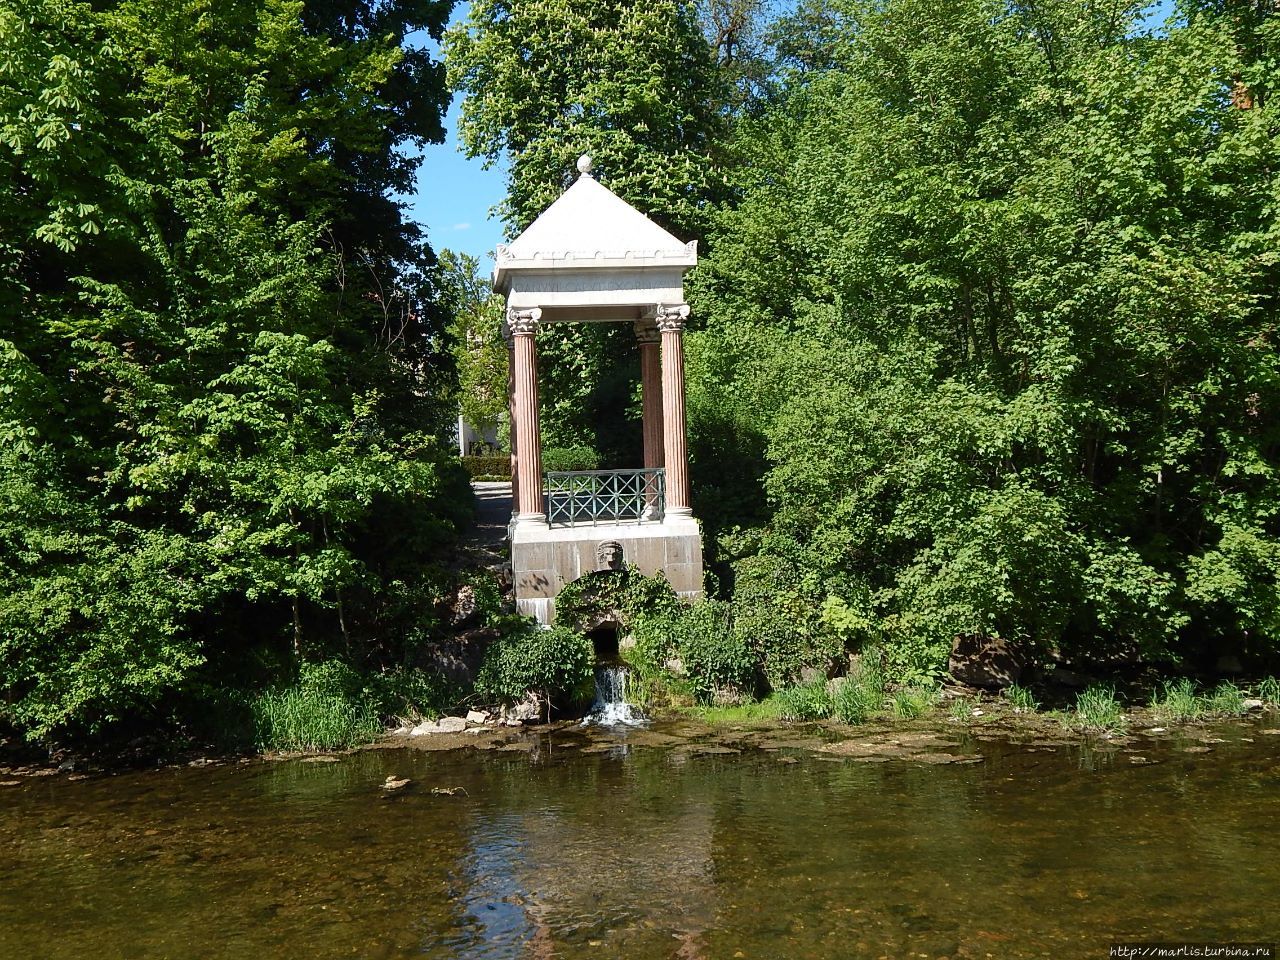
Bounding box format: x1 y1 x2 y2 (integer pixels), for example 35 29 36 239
541 445 600 472
475 623 593 710
459 454 511 479
731 553 841 690
369 667 456 722
672 601 755 704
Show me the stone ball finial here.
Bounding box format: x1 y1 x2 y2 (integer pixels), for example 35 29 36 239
576 154 593 176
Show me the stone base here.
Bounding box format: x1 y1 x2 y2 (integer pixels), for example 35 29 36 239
511 516 703 624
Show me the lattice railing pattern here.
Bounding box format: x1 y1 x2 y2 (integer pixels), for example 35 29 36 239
544 468 665 526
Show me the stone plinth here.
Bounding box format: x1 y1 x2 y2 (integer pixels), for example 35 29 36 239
511 518 703 624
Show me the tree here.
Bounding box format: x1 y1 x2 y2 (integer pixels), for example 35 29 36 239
445 0 731 461
438 249 509 442
689 0 1280 677
445 0 728 238
0 0 465 741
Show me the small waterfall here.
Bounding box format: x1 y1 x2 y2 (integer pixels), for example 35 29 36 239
583 662 646 726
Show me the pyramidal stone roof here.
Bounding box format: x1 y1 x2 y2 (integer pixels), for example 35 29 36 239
494 156 697 291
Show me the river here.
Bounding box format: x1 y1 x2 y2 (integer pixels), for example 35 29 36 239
1 720 1277 959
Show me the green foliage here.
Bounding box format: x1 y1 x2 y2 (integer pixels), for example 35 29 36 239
774 678 832 721
1204 681 1246 717
891 687 935 720
541 446 602 472
731 551 843 690
0 0 462 744
475 624 593 710
445 0 728 237
1259 677 1280 706
249 661 394 752
555 567 683 631
439 249 510 442
460 454 512 479
688 0 1280 670
673 601 756 704
1071 685 1127 734
1151 678 1206 723
1003 685 1039 713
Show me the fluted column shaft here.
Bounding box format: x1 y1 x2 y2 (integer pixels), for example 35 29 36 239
509 309 544 520
636 321 664 471
505 328 519 517
636 320 664 516
658 305 691 516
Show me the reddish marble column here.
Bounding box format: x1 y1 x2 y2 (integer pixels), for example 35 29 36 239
505 325 519 517
508 308 544 520
658 304 691 516
635 320 664 516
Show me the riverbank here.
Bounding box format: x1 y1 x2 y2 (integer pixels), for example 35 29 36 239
4 676 1277 781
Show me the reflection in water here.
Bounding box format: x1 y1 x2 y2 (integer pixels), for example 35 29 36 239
0 724 1277 959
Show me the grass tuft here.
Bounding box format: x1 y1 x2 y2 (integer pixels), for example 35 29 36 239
251 687 382 752
1204 680 1245 717
948 697 974 723
1150 678 1205 724
1002 684 1039 713
1071 684 1127 734
890 687 935 720
1259 676 1280 706
774 679 833 721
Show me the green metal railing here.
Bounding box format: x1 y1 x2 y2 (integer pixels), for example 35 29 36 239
544 468 665 526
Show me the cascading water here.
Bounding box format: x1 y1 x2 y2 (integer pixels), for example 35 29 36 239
583 661 646 726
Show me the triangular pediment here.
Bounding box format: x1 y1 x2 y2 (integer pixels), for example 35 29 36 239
494 166 697 296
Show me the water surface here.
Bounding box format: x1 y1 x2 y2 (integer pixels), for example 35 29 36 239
2 723 1277 959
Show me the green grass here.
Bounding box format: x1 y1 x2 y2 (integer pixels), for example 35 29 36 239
774 679 833 721
1071 684 1127 734
1259 676 1280 706
890 686 936 720
948 697 975 723
689 700 781 724
1150 678 1206 723
251 686 382 751
1204 680 1246 717
1002 684 1039 713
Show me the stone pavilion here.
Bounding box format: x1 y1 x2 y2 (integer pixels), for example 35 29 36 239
494 156 704 623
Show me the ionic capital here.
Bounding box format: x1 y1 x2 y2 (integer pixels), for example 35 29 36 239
506 307 542 337
633 319 661 345
655 303 690 334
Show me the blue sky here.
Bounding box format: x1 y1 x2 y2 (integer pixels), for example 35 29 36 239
405 0 1179 267
404 5 508 267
